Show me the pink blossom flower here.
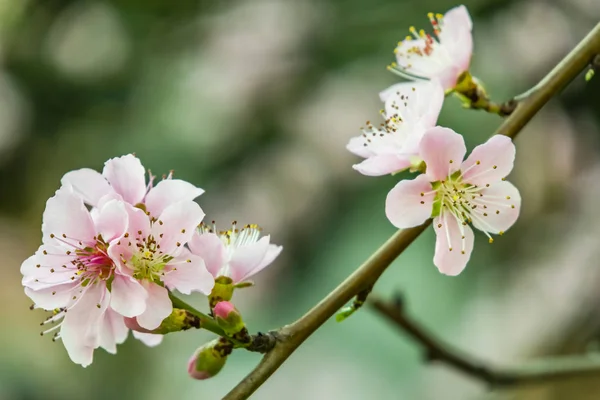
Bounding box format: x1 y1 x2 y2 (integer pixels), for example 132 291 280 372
347 80 444 176
21 188 134 366
385 127 521 275
108 201 214 331
188 222 282 284
61 154 204 219
389 6 473 91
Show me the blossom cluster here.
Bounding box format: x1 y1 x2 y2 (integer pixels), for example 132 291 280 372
21 155 282 367
347 5 521 275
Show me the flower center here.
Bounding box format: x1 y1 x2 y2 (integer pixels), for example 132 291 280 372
128 237 173 281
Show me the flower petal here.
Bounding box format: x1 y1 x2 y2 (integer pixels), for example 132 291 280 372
385 174 435 228
353 154 412 176
102 154 147 205
93 200 128 242
61 168 113 207
461 135 516 186
135 283 172 330
153 201 205 254
228 236 270 284
99 309 129 354
346 136 373 158
420 127 466 181
188 231 226 278
433 214 474 276
443 5 473 33
380 80 445 129
133 331 164 347
60 283 110 367
25 282 78 309
110 274 148 317
145 179 205 218
163 253 215 295
239 243 283 282
471 181 521 234
42 188 96 245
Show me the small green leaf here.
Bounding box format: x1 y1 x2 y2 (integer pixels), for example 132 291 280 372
586 69 595 81
335 306 356 322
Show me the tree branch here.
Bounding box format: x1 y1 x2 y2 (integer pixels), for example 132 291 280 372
370 296 600 387
223 22 600 400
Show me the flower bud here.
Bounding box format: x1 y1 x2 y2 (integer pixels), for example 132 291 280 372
187 339 232 380
214 301 245 335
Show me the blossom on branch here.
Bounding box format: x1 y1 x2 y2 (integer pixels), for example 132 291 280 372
385 127 521 275
347 80 444 176
388 5 473 91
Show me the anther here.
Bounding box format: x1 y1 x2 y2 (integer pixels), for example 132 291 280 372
488 238 494 244
492 165 497 169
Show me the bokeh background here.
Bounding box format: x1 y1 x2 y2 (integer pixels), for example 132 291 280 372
1 0 600 399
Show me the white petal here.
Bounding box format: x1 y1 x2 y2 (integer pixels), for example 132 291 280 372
228 236 270 284
42 188 96 244
102 154 147 205
187 231 226 278
433 215 474 276
153 201 205 254
461 135 516 186
162 253 214 295
353 154 412 176
471 181 521 234
99 309 129 354
133 331 164 347
61 168 113 207
135 283 172 330
93 200 128 242
239 244 283 282
419 127 466 182
145 179 205 218
110 274 148 317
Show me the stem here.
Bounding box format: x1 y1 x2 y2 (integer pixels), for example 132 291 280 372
168 292 226 337
370 296 600 386
223 23 600 400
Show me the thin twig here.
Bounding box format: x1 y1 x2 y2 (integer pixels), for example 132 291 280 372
370 296 600 387
223 23 600 400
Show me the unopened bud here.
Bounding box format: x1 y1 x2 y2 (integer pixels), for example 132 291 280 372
214 301 245 335
187 339 232 380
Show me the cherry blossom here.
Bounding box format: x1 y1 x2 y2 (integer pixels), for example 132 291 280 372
388 5 473 91
188 222 282 284
108 201 214 331
386 127 521 275
61 154 204 219
21 187 134 366
347 80 444 176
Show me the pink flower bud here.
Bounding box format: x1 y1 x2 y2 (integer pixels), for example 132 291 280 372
214 301 245 335
187 339 230 380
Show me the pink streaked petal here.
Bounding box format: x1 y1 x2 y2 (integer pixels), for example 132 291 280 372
162 253 214 295
188 231 227 278
346 136 373 158
461 135 516 186
102 154 147 205
145 179 205 218
420 127 466 181
433 214 474 276
229 236 270 284
60 283 110 367
132 331 164 347
93 200 128 242
153 201 205 255
25 281 78 309
385 174 435 228
136 283 172 330
353 154 412 176
239 243 283 282
99 309 129 354
471 181 521 234
110 274 148 317
61 168 113 207
42 188 96 245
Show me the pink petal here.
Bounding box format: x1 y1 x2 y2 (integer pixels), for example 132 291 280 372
471 181 521 234
229 236 271 284
42 188 96 245
433 214 474 276
461 135 516 186
99 309 129 354
435 65 464 91
346 136 373 158
93 200 128 242
380 80 445 129
132 331 164 347
136 283 172 330
162 253 214 295
188 231 227 278
25 282 78 309
443 5 473 33
110 274 148 317
61 168 113 207
102 154 147 205
353 154 412 176
60 282 110 367
153 201 205 254
145 179 205 218
419 127 466 181
239 243 283 282
385 174 435 228
123 203 152 240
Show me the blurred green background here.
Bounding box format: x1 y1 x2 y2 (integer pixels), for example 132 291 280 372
1 0 600 399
